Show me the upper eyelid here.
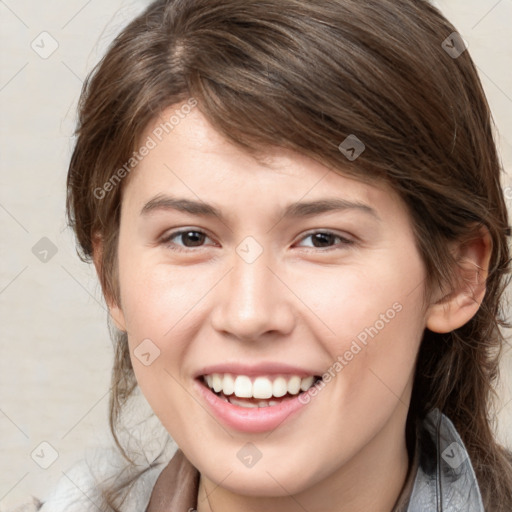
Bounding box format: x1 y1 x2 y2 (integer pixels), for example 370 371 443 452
295 229 353 241
161 228 216 243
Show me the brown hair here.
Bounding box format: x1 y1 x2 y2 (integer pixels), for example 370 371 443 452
66 0 512 509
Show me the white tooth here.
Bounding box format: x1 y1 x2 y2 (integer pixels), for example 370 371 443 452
287 376 301 395
253 377 273 399
222 374 235 395
272 377 288 397
205 375 213 388
234 375 253 398
268 400 280 406
229 396 259 408
258 400 270 407
300 376 315 391
212 373 223 392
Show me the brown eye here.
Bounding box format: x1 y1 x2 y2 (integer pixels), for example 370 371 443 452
295 231 354 250
161 229 212 251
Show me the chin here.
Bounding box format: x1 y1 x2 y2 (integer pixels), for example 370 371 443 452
213 471 311 497
200 455 322 498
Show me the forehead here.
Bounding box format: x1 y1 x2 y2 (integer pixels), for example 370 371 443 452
121 104 402 219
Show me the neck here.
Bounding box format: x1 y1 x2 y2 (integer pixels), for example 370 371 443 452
197 405 411 512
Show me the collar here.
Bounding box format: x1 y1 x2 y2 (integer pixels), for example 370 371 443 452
406 408 484 511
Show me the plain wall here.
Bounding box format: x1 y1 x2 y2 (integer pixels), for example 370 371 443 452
1 0 511 508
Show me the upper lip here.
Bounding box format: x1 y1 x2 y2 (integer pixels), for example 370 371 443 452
194 362 322 379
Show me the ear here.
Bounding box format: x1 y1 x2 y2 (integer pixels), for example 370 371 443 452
92 234 127 332
426 225 492 333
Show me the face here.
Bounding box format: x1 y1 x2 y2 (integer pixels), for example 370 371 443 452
107 103 429 497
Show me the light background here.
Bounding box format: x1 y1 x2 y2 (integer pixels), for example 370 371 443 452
1 0 511 508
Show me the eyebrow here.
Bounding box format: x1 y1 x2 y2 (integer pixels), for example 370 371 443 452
140 194 380 222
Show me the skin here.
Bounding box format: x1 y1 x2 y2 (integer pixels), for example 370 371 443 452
94 102 491 512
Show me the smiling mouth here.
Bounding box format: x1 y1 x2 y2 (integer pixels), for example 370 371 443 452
200 373 322 408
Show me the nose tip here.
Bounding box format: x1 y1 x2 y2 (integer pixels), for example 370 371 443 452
210 255 295 341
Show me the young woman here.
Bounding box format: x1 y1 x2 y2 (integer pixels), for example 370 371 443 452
12 0 512 510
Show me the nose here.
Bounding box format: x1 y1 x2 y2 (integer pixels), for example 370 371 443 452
210 247 296 342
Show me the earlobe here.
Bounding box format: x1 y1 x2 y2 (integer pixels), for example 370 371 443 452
92 233 127 332
425 225 492 333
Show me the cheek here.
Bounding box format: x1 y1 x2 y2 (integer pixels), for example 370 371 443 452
118 247 209 338
300 252 423 343
117 256 226 418
303 251 425 402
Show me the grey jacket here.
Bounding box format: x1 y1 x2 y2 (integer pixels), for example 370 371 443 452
2 409 485 512
405 408 484 511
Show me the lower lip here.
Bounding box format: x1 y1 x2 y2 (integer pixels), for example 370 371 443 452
194 379 309 433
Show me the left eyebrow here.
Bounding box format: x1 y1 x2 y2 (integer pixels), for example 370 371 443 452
140 194 381 222
282 198 380 221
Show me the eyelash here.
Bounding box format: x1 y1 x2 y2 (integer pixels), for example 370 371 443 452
160 229 354 253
